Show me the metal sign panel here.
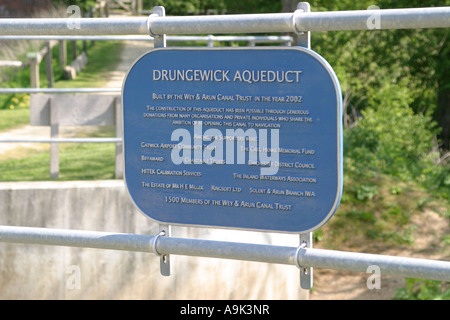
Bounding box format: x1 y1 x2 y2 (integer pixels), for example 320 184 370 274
122 47 342 233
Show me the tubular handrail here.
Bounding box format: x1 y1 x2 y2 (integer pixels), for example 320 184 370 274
0 225 449 282
0 7 448 36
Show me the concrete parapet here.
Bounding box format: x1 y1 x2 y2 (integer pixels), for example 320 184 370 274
0 180 308 299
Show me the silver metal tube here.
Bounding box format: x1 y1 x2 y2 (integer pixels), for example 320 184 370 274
298 248 450 282
148 13 295 35
157 236 295 265
0 225 154 253
0 88 121 94
0 17 149 36
0 35 153 41
295 7 450 31
0 8 448 36
1 225 449 281
0 35 292 42
0 138 121 143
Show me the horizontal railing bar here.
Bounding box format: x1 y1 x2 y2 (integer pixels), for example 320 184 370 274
295 7 450 31
0 88 121 93
0 225 154 252
0 35 293 42
0 225 449 282
0 60 26 67
0 138 122 143
0 17 149 36
157 235 295 265
149 13 295 35
298 248 450 282
0 7 448 36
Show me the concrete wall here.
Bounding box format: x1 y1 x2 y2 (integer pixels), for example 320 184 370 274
0 180 308 300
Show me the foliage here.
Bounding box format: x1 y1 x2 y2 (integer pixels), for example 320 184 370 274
305 0 450 200
343 99 449 196
143 0 279 15
0 94 29 110
394 278 450 300
52 0 97 14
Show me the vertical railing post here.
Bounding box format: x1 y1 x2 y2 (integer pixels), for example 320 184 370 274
295 1 313 290
207 34 214 47
149 6 171 277
295 2 311 49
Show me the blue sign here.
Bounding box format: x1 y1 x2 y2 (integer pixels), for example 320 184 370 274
122 48 342 233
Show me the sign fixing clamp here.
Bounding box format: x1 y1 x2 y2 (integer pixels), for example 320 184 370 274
151 225 171 276
297 232 313 289
147 6 166 47
293 2 311 49
148 6 171 277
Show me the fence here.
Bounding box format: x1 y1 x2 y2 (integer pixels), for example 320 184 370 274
1 225 449 282
1 6 448 35
0 35 293 87
0 32 291 179
0 87 123 178
0 3 449 293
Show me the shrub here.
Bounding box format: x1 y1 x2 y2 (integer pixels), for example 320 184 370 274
344 88 449 197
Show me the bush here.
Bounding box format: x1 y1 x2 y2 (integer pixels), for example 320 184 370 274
344 89 449 197
394 278 450 300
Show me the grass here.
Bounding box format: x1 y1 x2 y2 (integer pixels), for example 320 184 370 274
0 126 116 181
0 108 30 131
0 40 124 180
0 141 116 181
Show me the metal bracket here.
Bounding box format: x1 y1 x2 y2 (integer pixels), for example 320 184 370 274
298 232 313 289
295 2 312 290
148 6 166 48
157 224 171 276
294 2 311 49
147 6 170 278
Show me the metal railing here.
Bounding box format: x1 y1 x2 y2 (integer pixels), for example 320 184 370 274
0 35 293 46
0 34 292 86
0 88 120 94
0 7 449 36
0 4 449 290
0 88 122 144
0 225 449 282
